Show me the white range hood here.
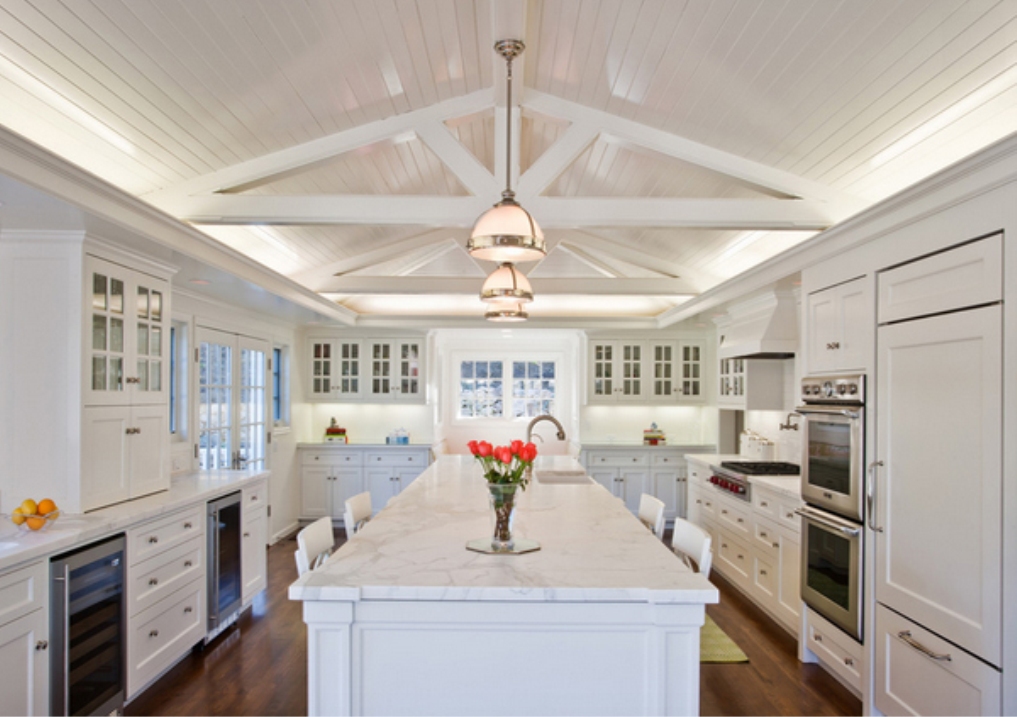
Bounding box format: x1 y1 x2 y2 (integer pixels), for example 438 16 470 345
714 291 798 360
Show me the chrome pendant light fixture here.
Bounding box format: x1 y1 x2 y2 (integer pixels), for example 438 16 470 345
468 39 546 264
481 262 533 304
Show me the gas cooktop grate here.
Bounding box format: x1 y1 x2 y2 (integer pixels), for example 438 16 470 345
720 461 800 475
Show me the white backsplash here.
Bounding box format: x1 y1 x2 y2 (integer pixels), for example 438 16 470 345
303 403 434 445
580 405 716 446
744 359 802 463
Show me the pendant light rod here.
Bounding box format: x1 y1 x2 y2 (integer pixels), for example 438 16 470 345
495 39 524 199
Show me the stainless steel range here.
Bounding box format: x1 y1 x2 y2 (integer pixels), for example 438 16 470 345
708 461 801 501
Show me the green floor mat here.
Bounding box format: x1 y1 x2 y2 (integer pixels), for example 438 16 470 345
701 615 749 663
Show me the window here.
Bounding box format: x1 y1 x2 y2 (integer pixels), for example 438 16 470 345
197 328 268 471
169 318 189 441
458 358 556 420
272 344 290 428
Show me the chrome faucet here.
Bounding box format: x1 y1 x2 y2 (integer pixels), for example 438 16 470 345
526 415 566 444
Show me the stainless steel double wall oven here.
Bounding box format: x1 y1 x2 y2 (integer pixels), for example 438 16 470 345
796 373 866 641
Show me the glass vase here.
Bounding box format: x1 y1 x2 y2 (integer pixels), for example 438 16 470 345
487 482 518 552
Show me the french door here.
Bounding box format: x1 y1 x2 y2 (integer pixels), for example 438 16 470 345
197 328 269 472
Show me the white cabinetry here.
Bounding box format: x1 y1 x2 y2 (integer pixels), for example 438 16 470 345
126 505 205 699
242 481 268 601
307 336 425 403
81 404 169 511
716 358 785 410
298 446 430 523
583 447 704 518
0 561 48 716
585 450 649 514
805 276 871 374
588 339 706 404
650 452 687 520
874 235 1003 670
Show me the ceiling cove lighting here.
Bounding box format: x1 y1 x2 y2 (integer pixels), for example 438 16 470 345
467 39 546 264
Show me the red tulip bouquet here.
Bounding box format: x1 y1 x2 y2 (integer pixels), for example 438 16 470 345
467 439 538 550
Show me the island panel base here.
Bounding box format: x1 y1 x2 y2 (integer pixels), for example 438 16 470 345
303 599 705 716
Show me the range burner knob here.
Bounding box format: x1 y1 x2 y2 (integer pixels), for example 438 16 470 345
848 383 858 395
838 383 847 395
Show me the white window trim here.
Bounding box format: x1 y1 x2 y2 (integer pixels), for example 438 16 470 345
272 342 292 433
169 315 191 444
450 350 562 428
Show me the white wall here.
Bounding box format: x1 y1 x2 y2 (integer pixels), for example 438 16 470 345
743 358 802 462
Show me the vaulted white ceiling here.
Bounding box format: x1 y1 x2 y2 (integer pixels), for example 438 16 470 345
0 0 1014 325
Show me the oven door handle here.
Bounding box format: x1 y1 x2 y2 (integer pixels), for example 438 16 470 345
795 405 861 419
794 507 862 537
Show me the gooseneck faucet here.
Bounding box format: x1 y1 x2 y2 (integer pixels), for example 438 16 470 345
526 414 566 444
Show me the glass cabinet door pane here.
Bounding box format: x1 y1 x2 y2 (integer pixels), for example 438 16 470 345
110 279 124 314
150 361 161 391
150 291 162 321
92 315 107 351
137 287 150 319
137 359 149 391
137 324 149 357
110 318 124 353
92 274 107 310
92 356 106 391
151 326 162 357
109 357 123 391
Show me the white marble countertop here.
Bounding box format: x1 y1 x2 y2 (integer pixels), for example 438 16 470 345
290 455 718 605
297 442 431 449
0 468 268 573
580 443 717 451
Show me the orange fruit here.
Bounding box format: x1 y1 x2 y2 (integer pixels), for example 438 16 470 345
37 499 56 515
25 515 46 531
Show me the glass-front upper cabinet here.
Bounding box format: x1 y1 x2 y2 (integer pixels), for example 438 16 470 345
85 255 169 407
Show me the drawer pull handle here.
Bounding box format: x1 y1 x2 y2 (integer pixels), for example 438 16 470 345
184 607 193 614
737 554 744 560
721 509 728 515
827 341 841 350
721 543 728 549
244 532 251 538
696 499 702 505
184 561 193 567
35 640 48 651
761 501 769 507
845 657 854 667
760 531 768 538
149 578 159 586
149 630 159 638
737 518 743 523
786 512 794 519
184 522 192 529
898 631 952 661
815 634 823 643
760 569 767 575
148 536 158 544
251 495 257 501
772 542 779 548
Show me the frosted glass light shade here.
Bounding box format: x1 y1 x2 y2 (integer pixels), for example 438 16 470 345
485 303 529 322
467 199 546 263
481 262 533 304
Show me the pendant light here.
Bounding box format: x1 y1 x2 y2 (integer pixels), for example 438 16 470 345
467 39 546 263
481 262 533 305
485 303 529 322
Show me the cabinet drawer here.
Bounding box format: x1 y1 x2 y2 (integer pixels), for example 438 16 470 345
752 489 780 520
129 505 204 565
129 537 203 617
243 481 267 511
878 234 1002 324
301 450 362 467
0 561 47 627
716 531 752 586
699 491 717 521
752 551 777 603
806 609 862 691
365 450 428 467
874 603 1000 716
776 498 802 533
650 452 682 467
588 452 649 468
128 579 205 699
752 515 781 558
716 499 751 537
686 462 708 484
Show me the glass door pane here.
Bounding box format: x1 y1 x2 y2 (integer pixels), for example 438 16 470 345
239 344 267 471
198 333 232 470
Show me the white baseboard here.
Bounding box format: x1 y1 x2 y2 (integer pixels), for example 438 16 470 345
272 521 299 544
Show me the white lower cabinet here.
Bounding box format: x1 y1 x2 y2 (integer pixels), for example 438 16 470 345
299 446 430 523
81 404 170 511
584 448 702 517
806 608 863 691
0 561 49 717
126 507 207 700
241 481 268 602
874 604 1001 716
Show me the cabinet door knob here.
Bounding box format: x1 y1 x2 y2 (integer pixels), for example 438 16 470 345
149 630 160 638
184 561 193 568
761 501 769 507
184 522 192 529
243 532 250 538
814 634 823 643
184 606 193 614
773 542 779 548
844 657 854 667
148 536 158 544
35 640 48 651
760 531 768 538
760 569 767 576
149 578 159 586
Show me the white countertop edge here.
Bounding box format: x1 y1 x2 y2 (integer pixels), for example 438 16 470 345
297 442 432 449
0 468 269 573
289 582 719 604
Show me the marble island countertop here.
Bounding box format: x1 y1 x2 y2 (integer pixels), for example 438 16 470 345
290 455 718 605
0 467 268 573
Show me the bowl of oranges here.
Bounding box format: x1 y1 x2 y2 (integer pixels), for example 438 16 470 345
9 498 60 532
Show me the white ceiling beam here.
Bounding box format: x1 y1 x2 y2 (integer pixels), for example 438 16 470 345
415 124 498 197
168 194 831 229
523 89 863 213
288 228 460 290
556 242 624 278
526 197 834 229
315 276 700 296
143 89 493 205
516 122 600 197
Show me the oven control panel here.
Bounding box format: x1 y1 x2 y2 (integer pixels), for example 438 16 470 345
801 373 865 404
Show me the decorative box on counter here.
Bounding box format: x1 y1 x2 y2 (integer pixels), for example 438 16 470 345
325 418 348 443
643 422 666 446
386 428 410 445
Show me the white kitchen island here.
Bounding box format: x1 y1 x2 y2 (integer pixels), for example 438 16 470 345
289 455 718 716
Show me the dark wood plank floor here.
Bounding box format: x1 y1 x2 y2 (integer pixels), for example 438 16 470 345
127 531 861 716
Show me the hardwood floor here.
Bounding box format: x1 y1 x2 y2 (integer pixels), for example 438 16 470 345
127 532 860 716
